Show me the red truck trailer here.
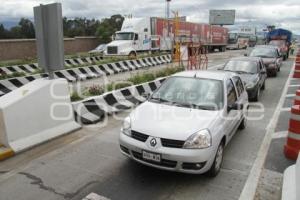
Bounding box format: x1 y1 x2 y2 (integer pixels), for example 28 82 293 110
153 17 228 52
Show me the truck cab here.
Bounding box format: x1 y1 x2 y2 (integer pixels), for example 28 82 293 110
105 18 151 58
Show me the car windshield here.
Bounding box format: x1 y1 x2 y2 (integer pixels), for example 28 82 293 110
150 77 224 110
224 60 258 74
115 32 134 40
250 48 277 58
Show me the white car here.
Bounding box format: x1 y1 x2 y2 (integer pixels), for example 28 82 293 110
89 44 107 54
119 70 249 176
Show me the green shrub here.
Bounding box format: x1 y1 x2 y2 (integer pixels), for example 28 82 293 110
70 91 83 102
0 72 26 80
86 85 105 96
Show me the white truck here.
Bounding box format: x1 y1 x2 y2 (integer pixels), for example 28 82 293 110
104 18 171 58
105 17 229 58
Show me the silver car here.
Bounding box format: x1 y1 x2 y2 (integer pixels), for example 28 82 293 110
119 71 249 176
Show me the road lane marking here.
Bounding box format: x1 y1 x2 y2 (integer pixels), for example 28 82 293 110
239 63 295 200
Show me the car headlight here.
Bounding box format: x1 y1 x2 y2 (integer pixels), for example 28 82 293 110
121 117 131 136
183 129 212 149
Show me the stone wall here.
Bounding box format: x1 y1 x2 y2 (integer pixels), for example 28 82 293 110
0 36 101 61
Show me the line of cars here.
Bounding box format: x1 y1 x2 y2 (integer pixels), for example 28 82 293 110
118 44 286 177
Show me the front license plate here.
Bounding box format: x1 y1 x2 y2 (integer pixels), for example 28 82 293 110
142 151 161 163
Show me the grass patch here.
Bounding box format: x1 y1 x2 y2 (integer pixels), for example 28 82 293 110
0 72 26 80
75 66 184 101
70 91 84 102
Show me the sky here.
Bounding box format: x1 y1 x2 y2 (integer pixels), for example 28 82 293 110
0 0 300 34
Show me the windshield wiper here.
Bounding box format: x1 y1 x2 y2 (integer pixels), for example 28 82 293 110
149 97 170 103
174 102 216 110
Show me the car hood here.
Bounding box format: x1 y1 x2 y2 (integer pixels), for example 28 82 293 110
130 101 221 141
239 73 259 85
262 58 276 64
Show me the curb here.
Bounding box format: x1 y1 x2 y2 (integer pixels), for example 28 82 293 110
0 145 14 161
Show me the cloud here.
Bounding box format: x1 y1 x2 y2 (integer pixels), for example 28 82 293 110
0 0 299 34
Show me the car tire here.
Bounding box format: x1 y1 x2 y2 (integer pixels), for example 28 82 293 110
283 55 287 61
207 142 224 177
253 87 260 102
129 51 137 59
261 81 266 90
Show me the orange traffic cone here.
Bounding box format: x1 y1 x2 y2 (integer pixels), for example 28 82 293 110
294 90 300 105
284 105 300 160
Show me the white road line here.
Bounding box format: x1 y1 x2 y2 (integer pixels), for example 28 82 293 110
82 193 110 200
289 85 300 87
272 131 288 139
239 64 295 200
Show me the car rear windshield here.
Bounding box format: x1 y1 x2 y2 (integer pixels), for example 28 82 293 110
151 77 224 110
250 48 277 58
269 40 285 47
224 60 258 74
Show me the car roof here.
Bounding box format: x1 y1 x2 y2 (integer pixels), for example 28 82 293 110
229 56 261 62
171 70 236 81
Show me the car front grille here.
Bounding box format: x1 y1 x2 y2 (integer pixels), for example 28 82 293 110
132 151 177 168
131 130 149 142
107 46 118 54
161 138 185 148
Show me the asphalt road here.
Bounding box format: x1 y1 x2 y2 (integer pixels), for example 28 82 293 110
0 50 293 200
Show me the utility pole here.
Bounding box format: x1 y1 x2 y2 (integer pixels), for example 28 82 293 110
166 0 171 36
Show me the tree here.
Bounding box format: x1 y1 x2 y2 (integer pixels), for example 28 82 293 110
18 18 35 38
96 14 124 43
0 24 6 38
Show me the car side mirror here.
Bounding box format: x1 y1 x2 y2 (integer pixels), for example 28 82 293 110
244 53 248 57
261 70 266 74
228 103 244 112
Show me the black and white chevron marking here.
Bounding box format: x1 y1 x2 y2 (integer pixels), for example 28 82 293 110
0 55 104 75
0 55 171 97
73 78 166 124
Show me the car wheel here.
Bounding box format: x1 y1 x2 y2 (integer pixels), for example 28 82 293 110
129 52 137 59
253 87 260 102
261 81 266 90
207 142 224 177
283 55 287 61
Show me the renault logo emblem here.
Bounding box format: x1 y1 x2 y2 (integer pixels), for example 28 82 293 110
150 138 157 147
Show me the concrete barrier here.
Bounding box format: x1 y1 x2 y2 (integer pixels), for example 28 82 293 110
0 55 171 97
73 78 166 124
282 153 300 200
0 78 81 153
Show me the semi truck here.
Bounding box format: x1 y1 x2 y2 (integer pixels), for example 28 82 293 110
104 17 228 57
267 28 292 60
